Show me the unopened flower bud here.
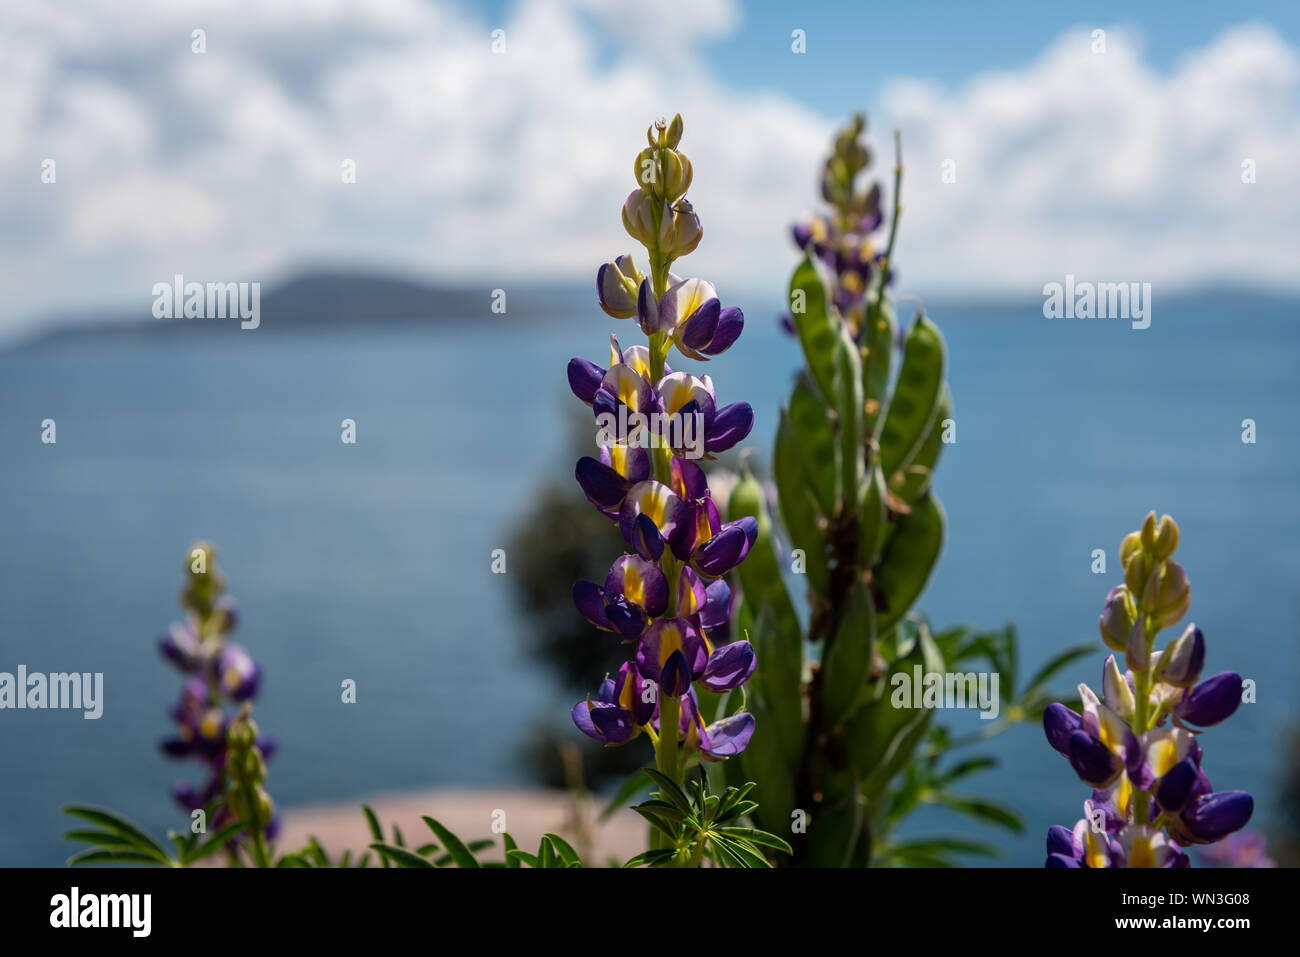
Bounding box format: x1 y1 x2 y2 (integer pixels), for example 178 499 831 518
1153 514 1179 560
665 113 683 149
1124 549 1152 597
1144 560 1190 629
1153 624 1205 687
1120 530 1144 568
1140 510 1158 550
622 189 673 251
597 254 642 319
1102 655 1135 719
1099 585 1136 652
634 148 693 202
666 201 702 258
1125 619 1149 673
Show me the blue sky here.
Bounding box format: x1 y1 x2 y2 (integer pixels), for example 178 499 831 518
478 0 1300 101
2 0 1298 338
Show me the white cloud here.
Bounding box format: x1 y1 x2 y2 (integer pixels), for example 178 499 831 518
879 23 1300 296
0 3 1296 339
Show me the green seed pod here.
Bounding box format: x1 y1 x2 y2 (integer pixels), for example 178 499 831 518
821 582 877 728
890 384 950 504
877 312 945 480
873 492 945 636
789 375 840 517
787 255 838 404
857 462 889 569
774 409 829 595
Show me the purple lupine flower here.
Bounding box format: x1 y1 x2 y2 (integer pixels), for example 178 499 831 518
568 115 757 770
572 555 669 639
1041 513 1252 868
1174 672 1243 728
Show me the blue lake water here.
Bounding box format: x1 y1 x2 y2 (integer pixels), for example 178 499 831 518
1 295 1297 866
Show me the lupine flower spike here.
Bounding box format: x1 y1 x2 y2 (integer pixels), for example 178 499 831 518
571 114 759 800
1043 513 1252 867
157 542 278 844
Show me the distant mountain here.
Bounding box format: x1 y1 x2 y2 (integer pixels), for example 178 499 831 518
8 269 596 349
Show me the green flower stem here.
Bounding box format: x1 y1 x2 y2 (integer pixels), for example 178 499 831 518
657 695 680 786
1132 614 1157 825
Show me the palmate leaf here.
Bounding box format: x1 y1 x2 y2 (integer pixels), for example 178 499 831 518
641 768 694 817
61 805 171 862
369 842 434 868
715 826 793 856
632 803 683 840
710 836 770 868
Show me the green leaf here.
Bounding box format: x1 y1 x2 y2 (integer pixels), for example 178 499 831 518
937 756 998 785
361 804 387 867
641 768 693 817
822 582 877 728
884 837 999 862
623 849 676 868
538 835 558 869
61 805 169 862
878 311 945 479
1022 641 1097 699
506 848 538 868
542 833 581 867
67 849 167 867
716 826 793 856
361 804 384 842
710 835 769 868
62 829 137 850
421 817 480 868
502 833 520 868
789 375 840 517
874 492 946 635
788 255 839 404
600 769 651 822
369 842 435 868
183 822 245 866
931 794 1024 833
